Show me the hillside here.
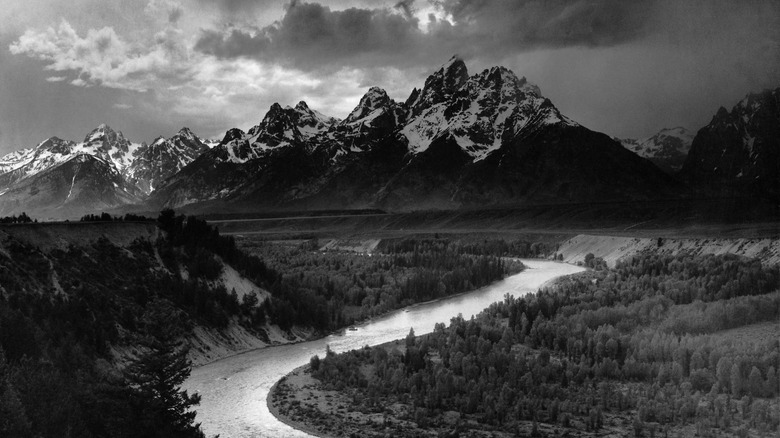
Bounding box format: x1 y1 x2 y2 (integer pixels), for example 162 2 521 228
0 216 307 437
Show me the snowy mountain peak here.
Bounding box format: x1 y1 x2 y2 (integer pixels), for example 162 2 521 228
409 56 470 116
221 128 245 144
177 127 197 139
343 87 397 126
85 123 117 142
401 58 575 160
35 137 74 154
294 101 310 111
290 101 338 137
619 126 694 173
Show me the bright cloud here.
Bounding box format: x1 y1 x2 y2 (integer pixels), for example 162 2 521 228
9 19 190 92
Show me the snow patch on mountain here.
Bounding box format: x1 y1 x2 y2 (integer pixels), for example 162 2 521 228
215 101 339 164
618 127 694 173
0 125 212 197
402 61 576 160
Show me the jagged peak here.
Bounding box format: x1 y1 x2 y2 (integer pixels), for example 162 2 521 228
257 103 295 127
177 127 195 137
36 136 67 148
734 87 779 113
344 87 395 124
405 87 420 107
294 100 310 112
84 123 126 144
90 123 117 135
365 86 389 98
439 55 468 79
221 128 245 144
714 106 730 121
408 56 469 115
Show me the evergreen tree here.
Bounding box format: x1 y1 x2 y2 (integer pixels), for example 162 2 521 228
765 366 777 398
124 305 203 438
748 367 763 398
716 357 732 392
730 363 743 398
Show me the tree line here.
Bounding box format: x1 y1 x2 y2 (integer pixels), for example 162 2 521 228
0 212 34 223
243 236 524 331
310 252 780 436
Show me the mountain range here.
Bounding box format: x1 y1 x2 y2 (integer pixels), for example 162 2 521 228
0 56 776 219
0 125 213 217
617 127 694 174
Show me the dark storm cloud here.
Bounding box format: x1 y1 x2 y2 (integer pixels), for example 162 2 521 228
435 0 656 49
198 0 263 13
195 1 424 68
193 0 666 69
195 28 270 59
437 0 655 46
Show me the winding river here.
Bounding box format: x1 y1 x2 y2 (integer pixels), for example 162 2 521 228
183 260 584 438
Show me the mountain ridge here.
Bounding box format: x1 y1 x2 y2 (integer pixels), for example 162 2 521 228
1 57 774 219
147 56 679 213
0 125 213 218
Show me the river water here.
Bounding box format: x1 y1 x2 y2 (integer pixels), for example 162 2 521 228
183 260 584 438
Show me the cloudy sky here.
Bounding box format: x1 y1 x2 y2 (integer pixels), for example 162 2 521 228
1 0 778 155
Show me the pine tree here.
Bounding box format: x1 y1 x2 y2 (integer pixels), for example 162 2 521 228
765 366 777 397
730 363 743 398
748 367 763 398
124 305 203 438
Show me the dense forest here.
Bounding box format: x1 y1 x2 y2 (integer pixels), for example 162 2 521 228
0 211 535 437
0 211 277 437
240 236 526 331
307 253 780 437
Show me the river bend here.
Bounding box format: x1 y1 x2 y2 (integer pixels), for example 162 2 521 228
183 260 584 438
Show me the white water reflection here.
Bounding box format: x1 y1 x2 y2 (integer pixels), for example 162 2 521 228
183 260 584 438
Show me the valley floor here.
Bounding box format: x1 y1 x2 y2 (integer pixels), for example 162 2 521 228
269 318 780 438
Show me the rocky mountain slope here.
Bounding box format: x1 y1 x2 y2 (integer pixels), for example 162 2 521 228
681 88 779 199
618 126 694 173
148 56 678 212
0 125 212 218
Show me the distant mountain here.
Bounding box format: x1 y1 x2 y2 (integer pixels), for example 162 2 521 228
0 154 141 218
618 127 694 173
128 127 210 193
681 88 779 199
0 125 211 218
149 56 678 212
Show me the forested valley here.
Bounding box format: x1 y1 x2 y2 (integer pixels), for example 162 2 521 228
0 211 540 437
239 236 538 331
303 253 780 437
